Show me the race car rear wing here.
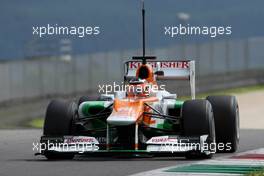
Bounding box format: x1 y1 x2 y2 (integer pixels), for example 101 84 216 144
124 60 196 99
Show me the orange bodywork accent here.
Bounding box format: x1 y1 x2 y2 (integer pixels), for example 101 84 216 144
143 105 156 125
108 63 159 126
113 96 158 124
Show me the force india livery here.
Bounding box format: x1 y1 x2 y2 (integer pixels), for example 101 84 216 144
36 2 239 160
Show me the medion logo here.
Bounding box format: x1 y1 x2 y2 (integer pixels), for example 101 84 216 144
64 137 96 144
128 61 189 69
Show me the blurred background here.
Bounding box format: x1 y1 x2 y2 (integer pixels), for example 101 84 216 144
0 0 263 128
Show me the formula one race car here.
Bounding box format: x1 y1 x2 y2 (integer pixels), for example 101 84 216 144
36 2 239 160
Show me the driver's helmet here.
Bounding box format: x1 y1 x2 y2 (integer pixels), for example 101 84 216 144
127 78 149 97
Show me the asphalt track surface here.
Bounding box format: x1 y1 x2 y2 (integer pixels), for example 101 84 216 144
0 129 263 176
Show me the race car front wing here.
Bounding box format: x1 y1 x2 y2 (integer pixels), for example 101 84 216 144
36 134 213 156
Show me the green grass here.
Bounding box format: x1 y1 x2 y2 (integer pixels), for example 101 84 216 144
246 169 264 176
28 118 44 129
28 84 264 129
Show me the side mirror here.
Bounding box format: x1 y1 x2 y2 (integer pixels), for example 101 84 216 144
162 94 177 100
100 94 114 101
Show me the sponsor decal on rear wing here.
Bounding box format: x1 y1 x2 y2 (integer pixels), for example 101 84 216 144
124 60 195 99
124 60 195 80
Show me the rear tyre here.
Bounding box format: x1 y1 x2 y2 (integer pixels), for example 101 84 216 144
43 100 77 160
182 100 215 159
206 96 239 153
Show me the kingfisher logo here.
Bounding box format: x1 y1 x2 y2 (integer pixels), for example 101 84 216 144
128 61 189 69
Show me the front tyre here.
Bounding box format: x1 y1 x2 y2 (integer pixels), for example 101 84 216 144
43 100 77 160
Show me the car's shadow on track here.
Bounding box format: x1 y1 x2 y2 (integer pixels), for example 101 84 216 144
9 155 197 162
7 152 227 162
74 156 189 162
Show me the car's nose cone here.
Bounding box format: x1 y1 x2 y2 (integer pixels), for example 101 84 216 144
107 115 136 126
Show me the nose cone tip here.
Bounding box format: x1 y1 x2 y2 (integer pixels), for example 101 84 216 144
107 116 136 126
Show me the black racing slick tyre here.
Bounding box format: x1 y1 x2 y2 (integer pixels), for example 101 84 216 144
206 96 239 153
44 100 77 135
43 100 77 160
182 99 216 159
